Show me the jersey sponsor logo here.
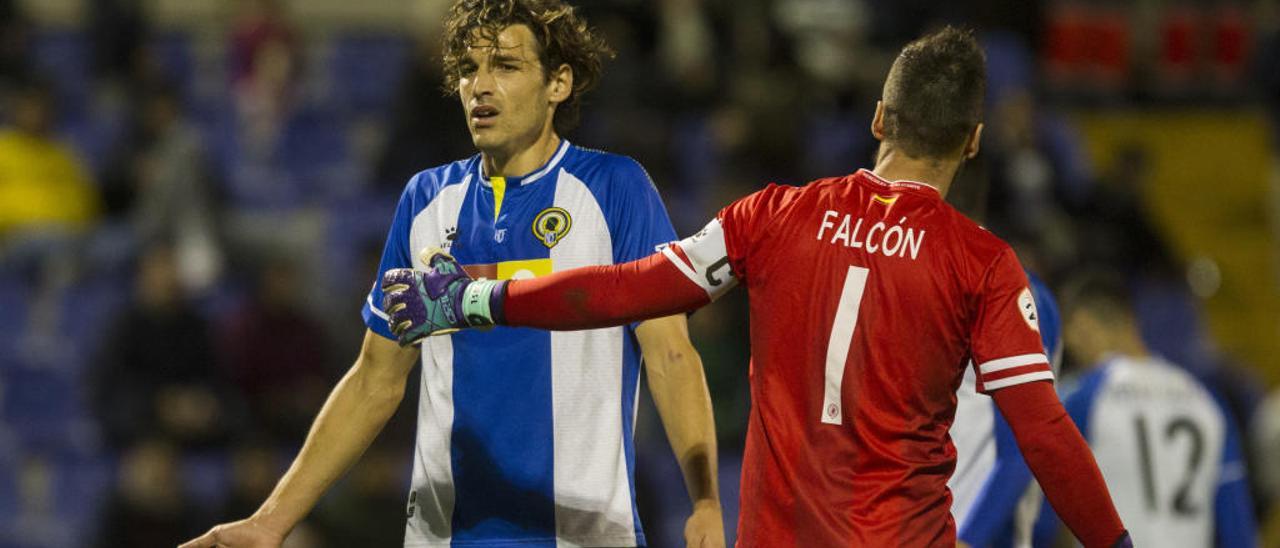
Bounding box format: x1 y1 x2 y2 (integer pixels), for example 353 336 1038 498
533 207 572 248
817 211 926 260
462 258 553 281
1017 287 1040 332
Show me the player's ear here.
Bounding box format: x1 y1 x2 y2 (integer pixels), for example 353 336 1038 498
964 123 983 159
871 101 886 141
548 63 572 105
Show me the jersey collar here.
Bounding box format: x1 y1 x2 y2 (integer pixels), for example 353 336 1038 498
859 169 942 197
478 139 571 188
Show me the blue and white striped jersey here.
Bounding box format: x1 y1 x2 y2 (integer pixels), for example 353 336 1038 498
363 140 676 547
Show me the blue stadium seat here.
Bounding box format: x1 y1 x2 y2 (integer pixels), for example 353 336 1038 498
324 192 399 289
29 30 92 116
327 34 411 114
0 282 29 371
183 451 232 508
150 31 195 97
60 279 129 374
0 367 88 452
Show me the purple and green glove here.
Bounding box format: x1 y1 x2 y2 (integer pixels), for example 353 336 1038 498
381 250 506 347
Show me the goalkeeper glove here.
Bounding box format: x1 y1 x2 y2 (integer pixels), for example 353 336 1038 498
381 249 505 346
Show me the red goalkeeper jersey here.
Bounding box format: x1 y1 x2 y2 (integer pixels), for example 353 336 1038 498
664 169 1053 547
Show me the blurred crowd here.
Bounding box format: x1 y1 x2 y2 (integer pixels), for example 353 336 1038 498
0 0 1278 546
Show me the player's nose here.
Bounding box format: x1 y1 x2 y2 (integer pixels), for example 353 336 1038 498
470 66 497 96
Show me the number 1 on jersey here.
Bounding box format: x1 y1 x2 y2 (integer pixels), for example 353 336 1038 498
822 266 870 425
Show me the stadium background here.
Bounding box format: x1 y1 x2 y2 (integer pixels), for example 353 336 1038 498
0 0 1278 546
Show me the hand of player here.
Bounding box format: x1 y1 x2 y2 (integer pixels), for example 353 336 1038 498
382 249 500 346
684 500 726 548
178 517 284 548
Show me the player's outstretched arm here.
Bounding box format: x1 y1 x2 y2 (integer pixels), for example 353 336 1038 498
381 249 711 345
991 381 1131 548
180 331 419 548
636 316 725 548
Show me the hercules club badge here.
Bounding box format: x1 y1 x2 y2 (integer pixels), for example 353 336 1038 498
533 207 572 248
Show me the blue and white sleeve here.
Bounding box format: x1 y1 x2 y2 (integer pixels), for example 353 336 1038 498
362 175 421 341
605 157 678 264
1028 367 1110 546
1212 392 1258 548
958 407 1036 546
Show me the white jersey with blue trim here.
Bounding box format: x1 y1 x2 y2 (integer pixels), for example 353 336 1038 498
1071 355 1233 548
362 140 677 547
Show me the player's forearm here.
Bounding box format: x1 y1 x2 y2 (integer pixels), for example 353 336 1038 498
502 252 709 330
640 324 720 506
251 358 408 535
992 382 1128 548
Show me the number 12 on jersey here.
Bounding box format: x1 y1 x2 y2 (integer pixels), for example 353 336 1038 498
822 266 870 425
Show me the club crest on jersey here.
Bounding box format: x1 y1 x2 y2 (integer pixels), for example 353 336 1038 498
1018 287 1040 332
533 207 572 248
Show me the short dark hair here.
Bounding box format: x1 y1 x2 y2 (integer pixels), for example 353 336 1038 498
882 26 986 159
441 0 614 135
1060 269 1134 324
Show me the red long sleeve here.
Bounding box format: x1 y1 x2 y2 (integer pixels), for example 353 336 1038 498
503 251 710 330
992 381 1128 548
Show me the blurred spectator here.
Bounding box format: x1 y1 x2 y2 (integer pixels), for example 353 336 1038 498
2 456 74 547
88 0 150 86
982 91 1088 272
218 256 334 443
230 0 299 87
230 0 302 151
313 447 410 547
0 79 99 246
218 440 280 521
0 78 99 356
1068 144 1176 279
1255 390 1280 543
214 441 328 548
372 37 473 189
1257 0 1280 147
94 439 203 548
0 0 29 91
90 243 236 450
102 86 224 292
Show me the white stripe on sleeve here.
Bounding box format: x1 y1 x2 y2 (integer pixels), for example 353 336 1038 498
982 371 1056 391
366 294 390 321
978 353 1050 375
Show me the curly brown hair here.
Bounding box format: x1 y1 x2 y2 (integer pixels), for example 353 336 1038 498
442 0 614 135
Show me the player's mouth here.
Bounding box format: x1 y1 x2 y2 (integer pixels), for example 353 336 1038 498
470 105 499 128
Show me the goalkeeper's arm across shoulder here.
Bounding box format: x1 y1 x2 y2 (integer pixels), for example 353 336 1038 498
382 246 712 344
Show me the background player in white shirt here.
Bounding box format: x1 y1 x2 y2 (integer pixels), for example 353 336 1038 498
1053 271 1257 547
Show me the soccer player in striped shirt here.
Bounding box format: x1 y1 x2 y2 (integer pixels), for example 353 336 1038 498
183 1 723 547
383 27 1132 547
